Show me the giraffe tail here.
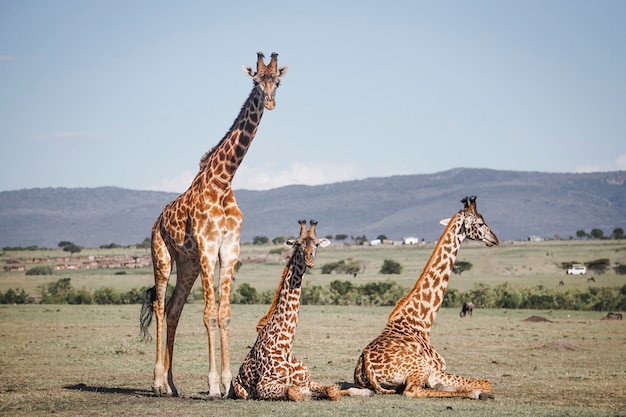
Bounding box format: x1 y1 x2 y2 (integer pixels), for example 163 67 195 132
139 286 157 342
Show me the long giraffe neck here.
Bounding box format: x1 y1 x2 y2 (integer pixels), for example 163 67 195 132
197 86 265 189
387 213 464 336
257 248 307 343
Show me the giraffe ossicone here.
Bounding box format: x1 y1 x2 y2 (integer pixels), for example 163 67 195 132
139 52 286 399
233 220 374 401
354 196 499 400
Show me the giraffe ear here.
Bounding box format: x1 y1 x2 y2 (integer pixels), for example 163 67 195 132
439 218 452 226
317 238 331 248
278 66 288 79
284 239 296 248
242 65 255 78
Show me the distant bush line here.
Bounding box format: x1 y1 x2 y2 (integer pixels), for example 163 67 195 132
2 278 625 312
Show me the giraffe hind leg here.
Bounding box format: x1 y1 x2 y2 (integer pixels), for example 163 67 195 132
428 371 494 399
254 382 299 401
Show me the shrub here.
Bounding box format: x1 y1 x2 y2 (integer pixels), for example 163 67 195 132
301 283 328 305
442 288 462 308
380 259 402 275
40 277 91 304
587 258 610 275
93 287 121 304
0 288 30 304
330 280 354 296
25 265 54 275
320 259 360 275
233 283 260 304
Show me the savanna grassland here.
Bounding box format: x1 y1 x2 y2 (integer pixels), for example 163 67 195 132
1 240 625 416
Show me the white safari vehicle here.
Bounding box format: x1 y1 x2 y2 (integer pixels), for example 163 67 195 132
567 264 587 275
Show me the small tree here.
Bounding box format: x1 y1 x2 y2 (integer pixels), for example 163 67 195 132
590 229 604 239
234 283 259 304
271 236 283 245
611 227 624 240
380 259 402 275
59 241 81 256
136 237 151 250
376 234 388 241
334 234 348 241
252 236 269 245
576 230 587 239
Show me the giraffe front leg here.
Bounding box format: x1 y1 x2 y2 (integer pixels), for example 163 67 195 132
197 242 222 399
204 313 222 399
217 235 240 398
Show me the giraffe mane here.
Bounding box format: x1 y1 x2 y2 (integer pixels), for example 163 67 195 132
199 87 260 168
256 264 290 332
387 211 461 320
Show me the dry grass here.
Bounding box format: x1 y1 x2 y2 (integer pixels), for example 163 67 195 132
1 304 624 416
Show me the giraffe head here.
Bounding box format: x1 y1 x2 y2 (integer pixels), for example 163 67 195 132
242 52 287 110
441 196 499 247
285 220 331 268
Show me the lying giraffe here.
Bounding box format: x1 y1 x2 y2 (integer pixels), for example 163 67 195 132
233 220 373 401
354 196 499 400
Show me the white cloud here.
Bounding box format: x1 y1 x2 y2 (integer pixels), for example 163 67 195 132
147 171 195 193
145 163 363 193
576 154 626 173
233 162 363 190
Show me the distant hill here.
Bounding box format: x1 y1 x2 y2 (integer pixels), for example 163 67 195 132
1 168 625 248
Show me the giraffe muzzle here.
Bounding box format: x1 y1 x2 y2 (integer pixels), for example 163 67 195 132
264 98 276 110
485 232 499 247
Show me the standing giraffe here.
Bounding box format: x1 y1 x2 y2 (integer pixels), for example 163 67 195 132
139 52 287 399
233 220 373 401
354 196 499 400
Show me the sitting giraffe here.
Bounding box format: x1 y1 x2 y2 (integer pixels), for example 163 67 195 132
354 196 499 400
233 220 373 401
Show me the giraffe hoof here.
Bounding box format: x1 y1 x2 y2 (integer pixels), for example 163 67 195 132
478 391 495 400
152 385 175 397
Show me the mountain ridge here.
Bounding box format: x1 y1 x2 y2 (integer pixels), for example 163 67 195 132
1 168 624 248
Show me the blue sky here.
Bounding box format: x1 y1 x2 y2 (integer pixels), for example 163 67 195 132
1 0 625 193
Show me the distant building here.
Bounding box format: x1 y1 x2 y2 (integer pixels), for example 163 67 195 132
403 237 419 245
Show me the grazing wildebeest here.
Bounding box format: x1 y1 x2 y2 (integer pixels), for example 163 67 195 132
601 312 623 320
587 276 596 282
460 301 474 318
558 280 565 286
